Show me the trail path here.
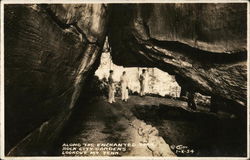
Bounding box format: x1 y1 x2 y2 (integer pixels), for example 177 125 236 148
59 96 246 157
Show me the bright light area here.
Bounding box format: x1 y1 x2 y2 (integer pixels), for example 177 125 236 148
95 51 181 98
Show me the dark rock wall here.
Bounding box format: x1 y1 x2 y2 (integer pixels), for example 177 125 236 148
108 3 247 106
5 4 108 155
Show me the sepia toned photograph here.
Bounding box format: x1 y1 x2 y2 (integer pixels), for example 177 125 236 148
0 0 249 159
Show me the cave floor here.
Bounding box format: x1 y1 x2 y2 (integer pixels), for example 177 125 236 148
57 95 247 157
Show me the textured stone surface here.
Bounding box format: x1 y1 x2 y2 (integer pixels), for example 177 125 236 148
5 4 108 155
108 3 247 106
4 3 247 156
129 119 176 156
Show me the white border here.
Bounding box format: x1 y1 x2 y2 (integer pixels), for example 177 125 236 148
1 157 250 160
0 0 249 3
247 1 250 160
0 0 4 159
0 0 249 160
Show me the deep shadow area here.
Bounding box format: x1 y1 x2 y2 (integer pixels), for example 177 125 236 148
131 104 247 157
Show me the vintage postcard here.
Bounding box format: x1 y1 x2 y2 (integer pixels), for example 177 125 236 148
0 0 249 159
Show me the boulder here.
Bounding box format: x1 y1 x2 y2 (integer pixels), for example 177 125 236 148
108 3 247 107
5 4 108 155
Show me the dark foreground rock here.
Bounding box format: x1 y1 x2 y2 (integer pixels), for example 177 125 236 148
5 4 108 155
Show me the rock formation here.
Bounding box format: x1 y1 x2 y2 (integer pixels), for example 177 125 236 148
4 3 247 156
108 3 247 107
5 4 108 155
